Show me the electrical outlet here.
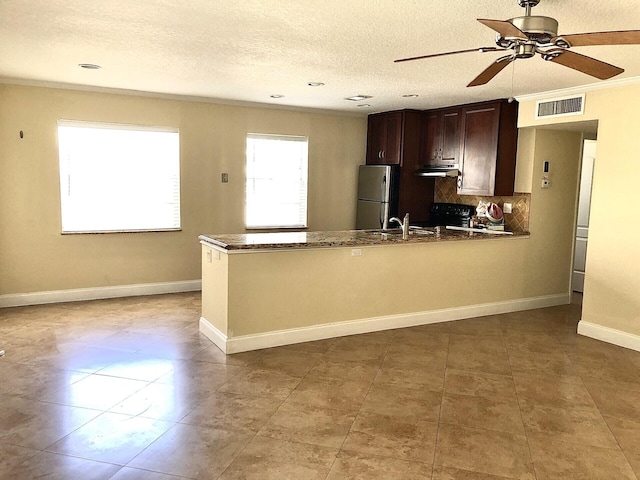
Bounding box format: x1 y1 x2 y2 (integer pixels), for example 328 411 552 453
206 250 212 263
221 173 229 183
351 248 362 256
503 203 512 214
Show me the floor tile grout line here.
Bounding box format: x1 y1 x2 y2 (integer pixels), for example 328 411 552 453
319 335 395 479
212 345 317 480
558 322 640 471
504 325 541 480
598 414 640 480
580 376 640 479
16 449 125 473
430 329 450 478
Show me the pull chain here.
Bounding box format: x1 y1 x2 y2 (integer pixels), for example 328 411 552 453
508 58 516 103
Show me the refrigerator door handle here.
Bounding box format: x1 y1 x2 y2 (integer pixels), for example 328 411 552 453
379 176 387 228
379 201 389 229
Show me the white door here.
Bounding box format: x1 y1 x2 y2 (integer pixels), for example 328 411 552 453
573 140 596 292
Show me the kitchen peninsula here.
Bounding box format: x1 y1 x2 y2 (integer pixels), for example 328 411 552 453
197 227 567 354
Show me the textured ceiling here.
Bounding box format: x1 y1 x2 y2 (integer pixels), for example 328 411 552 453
1 0 639 113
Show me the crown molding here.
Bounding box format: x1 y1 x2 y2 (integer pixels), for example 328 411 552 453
515 75 640 103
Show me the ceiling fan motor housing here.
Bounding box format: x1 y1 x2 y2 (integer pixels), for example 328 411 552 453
510 15 558 43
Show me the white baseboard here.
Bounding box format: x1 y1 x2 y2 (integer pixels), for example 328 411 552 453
578 320 640 353
200 293 570 354
199 317 229 354
0 280 202 308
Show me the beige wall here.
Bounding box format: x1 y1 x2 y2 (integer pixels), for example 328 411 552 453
518 82 640 336
519 128 583 295
0 84 367 295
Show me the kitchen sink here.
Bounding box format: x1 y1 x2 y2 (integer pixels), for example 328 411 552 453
364 227 435 236
365 230 401 235
409 226 436 235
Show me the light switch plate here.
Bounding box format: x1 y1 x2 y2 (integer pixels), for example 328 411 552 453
221 173 229 183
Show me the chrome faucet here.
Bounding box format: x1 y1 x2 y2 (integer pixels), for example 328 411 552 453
388 213 410 239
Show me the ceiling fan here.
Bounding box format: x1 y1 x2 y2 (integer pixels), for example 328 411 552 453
395 0 640 87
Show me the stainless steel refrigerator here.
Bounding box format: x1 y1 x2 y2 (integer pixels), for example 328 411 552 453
356 164 399 230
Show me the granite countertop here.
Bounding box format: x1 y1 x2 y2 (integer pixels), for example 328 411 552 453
199 227 529 252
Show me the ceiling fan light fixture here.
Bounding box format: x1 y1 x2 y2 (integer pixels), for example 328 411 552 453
514 42 537 59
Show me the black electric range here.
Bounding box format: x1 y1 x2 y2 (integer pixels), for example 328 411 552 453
426 202 476 228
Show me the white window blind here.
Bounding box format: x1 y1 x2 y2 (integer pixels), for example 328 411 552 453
245 133 308 229
57 120 180 233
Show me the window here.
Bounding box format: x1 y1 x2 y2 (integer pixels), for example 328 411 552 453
245 133 308 229
57 120 180 233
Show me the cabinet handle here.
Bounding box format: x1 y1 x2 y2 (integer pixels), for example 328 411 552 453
381 151 386 159
457 176 463 188
378 151 382 159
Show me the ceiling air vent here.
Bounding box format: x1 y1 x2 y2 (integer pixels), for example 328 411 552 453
535 94 585 119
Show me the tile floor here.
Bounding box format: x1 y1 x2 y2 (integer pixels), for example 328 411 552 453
1 292 639 479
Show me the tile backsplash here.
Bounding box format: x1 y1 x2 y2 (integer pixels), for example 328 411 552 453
435 177 530 232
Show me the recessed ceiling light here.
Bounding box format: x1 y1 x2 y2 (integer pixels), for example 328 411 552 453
78 63 101 70
345 95 372 102
270 94 284 98
307 82 325 87
357 104 371 108
402 94 419 98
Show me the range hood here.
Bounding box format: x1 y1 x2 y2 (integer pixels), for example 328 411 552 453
414 164 460 178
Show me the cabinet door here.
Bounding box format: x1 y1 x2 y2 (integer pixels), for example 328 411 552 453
382 112 402 165
458 104 500 195
421 111 440 165
366 115 386 165
366 112 402 165
440 109 461 165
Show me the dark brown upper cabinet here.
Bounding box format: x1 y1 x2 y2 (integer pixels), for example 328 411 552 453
421 107 461 167
457 100 518 196
366 111 403 165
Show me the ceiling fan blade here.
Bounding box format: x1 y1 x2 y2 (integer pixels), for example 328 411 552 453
547 49 624 80
394 47 502 63
477 19 527 39
554 30 640 47
467 56 515 87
